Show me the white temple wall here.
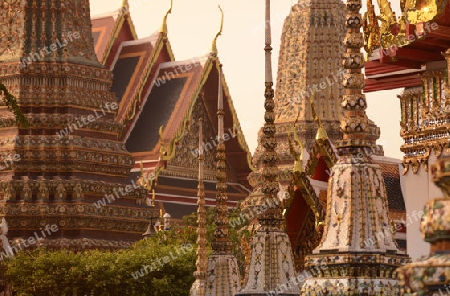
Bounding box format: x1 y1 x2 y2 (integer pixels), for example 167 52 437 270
400 150 443 261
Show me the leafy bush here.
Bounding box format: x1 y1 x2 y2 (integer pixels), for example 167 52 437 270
5 228 196 296
5 207 249 295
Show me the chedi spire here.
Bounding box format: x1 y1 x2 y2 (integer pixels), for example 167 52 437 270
300 0 410 294
236 1 299 294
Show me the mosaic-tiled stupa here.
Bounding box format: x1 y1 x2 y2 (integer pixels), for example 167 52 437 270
0 0 154 249
300 0 411 293
236 0 299 294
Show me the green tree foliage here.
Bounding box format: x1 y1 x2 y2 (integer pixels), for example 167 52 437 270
5 226 196 296
5 207 251 295
0 83 28 127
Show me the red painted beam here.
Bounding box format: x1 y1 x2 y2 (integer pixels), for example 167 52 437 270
390 47 444 62
364 74 422 92
365 61 414 76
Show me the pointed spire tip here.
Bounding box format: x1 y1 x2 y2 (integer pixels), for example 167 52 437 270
211 5 224 54
159 0 173 34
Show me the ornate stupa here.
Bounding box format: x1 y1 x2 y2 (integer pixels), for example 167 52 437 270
204 11 241 295
236 1 299 294
273 0 346 153
300 0 410 293
0 0 154 249
245 0 406 274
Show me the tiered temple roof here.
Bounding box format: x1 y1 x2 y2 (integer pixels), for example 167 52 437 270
90 3 253 221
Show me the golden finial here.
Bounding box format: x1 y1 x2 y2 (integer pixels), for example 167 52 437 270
158 125 166 159
363 0 381 60
139 162 150 188
309 94 328 141
211 5 224 54
159 0 173 34
122 0 129 9
288 122 305 174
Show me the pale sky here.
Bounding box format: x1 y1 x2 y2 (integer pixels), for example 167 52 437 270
90 0 404 159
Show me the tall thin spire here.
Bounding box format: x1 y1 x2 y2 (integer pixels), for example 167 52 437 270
204 8 241 294
236 0 299 294
211 63 232 254
190 118 207 296
264 0 273 84
301 0 410 294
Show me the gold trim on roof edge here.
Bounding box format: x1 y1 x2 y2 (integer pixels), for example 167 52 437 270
98 3 139 65
363 0 381 60
136 47 253 184
120 33 175 127
288 123 325 228
156 56 253 180
364 0 446 55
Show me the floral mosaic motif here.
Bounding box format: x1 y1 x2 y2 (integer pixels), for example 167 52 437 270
399 69 450 174
0 203 152 234
0 135 134 178
0 0 23 61
169 97 218 179
398 253 450 294
205 255 241 295
274 1 346 126
0 179 146 202
420 199 450 243
240 232 299 294
302 278 402 295
300 0 411 290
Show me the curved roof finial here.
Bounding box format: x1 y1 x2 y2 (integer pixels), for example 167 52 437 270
211 5 224 54
122 0 129 9
159 0 173 34
290 125 305 174
309 93 328 141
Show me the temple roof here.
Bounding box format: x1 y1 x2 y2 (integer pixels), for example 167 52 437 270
373 155 407 219
91 7 139 67
90 4 252 217
364 0 450 92
128 55 252 183
110 32 174 126
125 56 208 156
